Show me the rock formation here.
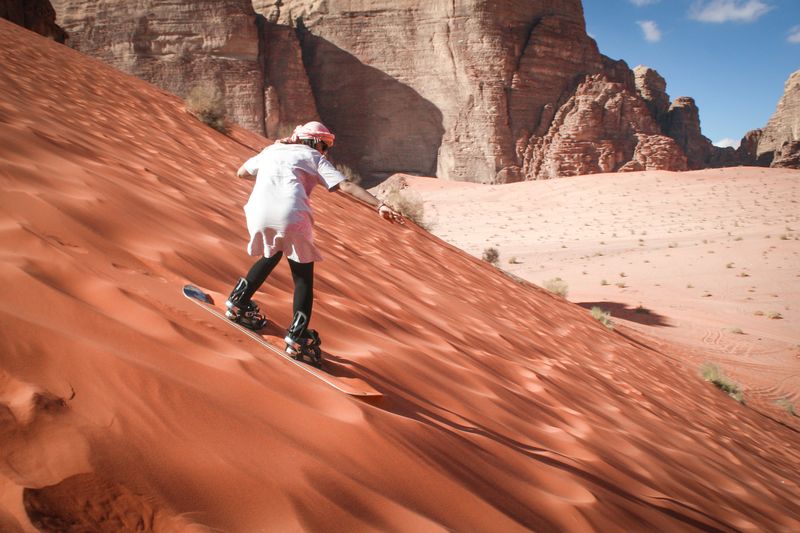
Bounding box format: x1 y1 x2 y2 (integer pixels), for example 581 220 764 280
520 74 686 178
1 0 65 41
50 0 317 136
50 0 264 132
633 65 670 126
44 0 767 180
260 20 319 138
662 97 715 170
757 70 800 168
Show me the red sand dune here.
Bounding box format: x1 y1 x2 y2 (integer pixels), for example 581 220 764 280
1 20 799 532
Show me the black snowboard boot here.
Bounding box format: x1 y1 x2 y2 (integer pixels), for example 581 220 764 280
225 278 267 330
284 311 322 367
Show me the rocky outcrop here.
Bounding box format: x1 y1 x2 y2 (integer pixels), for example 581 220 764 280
51 0 265 132
662 97 714 170
256 0 617 184
46 0 745 180
1 0 65 42
633 66 669 126
259 20 319 138
49 0 318 136
758 70 800 169
520 74 686 178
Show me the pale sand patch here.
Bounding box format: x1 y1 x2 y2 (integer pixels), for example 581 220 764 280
405 168 800 403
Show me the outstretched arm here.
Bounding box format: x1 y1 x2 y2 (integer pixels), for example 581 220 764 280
237 164 255 179
337 180 404 224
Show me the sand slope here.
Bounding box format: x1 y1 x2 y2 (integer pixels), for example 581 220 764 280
1 20 799 532
408 167 800 419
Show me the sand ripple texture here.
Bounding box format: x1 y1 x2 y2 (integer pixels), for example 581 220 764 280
0 20 798 532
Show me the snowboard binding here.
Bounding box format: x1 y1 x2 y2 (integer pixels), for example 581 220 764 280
225 278 267 331
284 311 322 367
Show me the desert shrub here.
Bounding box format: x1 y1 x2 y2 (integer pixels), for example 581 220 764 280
767 311 783 320
335 163 363 185
507 256 521 264
186 83 227 133
700 363 744 403
482 247 499 265
376 180 430 230
590 307 614 329
543 277 568 297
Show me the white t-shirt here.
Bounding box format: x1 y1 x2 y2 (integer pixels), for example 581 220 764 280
241 143 346 263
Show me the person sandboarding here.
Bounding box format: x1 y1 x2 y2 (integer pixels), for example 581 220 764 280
224 121 403 366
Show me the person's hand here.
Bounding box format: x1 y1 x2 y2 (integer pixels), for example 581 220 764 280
378 203 405 224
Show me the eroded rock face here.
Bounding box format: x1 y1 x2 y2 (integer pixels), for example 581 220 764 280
260 20 319 138
46 0 722 181
759 70 800 168
51 0 265 133
1 0 65 42
662 97 715 170
520 74 686 178
256 0 617 184
634 65 669 126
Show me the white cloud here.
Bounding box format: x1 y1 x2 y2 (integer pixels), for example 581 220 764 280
630 0 661 5
789 25 800 44
714 138 741 149
689 0 773 23
637 20 662 42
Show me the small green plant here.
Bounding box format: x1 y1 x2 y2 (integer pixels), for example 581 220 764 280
543 277 568 297
186 83 227 133
482 247 499 265
766 311 783 320
700 363 744 402
590 307 614 329
777 397 798 417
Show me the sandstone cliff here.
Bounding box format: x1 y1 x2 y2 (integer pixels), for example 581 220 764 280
257 0 613 183
50 0 318 136
758 70 800 169
1 0 65 42
51 0 264 132
46 0 750 181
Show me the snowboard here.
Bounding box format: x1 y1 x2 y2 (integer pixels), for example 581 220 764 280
182 284 382 399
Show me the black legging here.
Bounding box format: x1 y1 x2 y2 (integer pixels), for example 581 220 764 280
242 252 314 323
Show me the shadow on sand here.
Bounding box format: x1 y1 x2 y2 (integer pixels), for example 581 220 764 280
578 301 673 327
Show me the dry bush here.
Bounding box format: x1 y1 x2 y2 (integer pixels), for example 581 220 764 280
335 163 363 185
186 83 227 133
590 306 614 329
382 181 429 230
543 277 568 297
700 363 744 403
482 247 499 265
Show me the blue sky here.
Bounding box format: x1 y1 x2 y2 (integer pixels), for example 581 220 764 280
583 0 799 147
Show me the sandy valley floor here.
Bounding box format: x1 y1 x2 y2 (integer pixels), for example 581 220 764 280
404 168 800 409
